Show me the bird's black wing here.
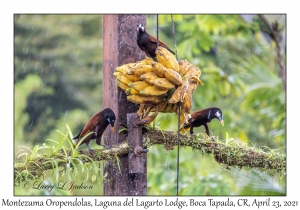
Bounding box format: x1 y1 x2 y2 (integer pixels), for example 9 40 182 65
148 35 175 55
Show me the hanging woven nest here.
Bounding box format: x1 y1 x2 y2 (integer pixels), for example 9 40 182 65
113 46 204 128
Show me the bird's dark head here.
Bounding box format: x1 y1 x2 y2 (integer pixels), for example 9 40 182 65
208 107 224 126
103 108 116 132
137 24 145 34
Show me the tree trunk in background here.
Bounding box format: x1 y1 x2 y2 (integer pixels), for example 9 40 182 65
102 14 147 195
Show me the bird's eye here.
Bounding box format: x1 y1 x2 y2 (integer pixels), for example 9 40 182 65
215 112 221 117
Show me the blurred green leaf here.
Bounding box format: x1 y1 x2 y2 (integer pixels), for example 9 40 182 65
15 14 286 196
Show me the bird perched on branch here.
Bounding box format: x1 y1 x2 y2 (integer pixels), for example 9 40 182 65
73 108 116 155
136 23 175 60
183 107 224 141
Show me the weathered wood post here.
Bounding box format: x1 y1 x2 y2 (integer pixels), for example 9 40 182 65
102 14 147 195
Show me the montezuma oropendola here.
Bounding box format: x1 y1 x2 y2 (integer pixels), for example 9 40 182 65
136 23 175 60
73 108 116 154
183 107 224 141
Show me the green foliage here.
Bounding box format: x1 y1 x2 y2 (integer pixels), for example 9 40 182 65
146 14 285 195
14 14 103 145
147 143 284 196
150 14 285 148
14 125 104 195
181 174 232 195
14 74 53 148
232 169 285 196
14 126 285 196
15 14 286 195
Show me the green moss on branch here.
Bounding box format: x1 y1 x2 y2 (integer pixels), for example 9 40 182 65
14 129 286 183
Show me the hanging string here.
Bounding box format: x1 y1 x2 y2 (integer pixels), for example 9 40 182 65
157 15 159 48
157 14 180 196
171 14 180 196
176 103 181 196
171 15 179 61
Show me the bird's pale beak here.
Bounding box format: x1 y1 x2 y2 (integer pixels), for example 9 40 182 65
220 120 224 126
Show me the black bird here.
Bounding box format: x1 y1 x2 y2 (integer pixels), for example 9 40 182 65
183 107 224 141
73 108 116 154
136 23 175 59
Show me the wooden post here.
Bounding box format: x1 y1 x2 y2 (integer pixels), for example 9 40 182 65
102 14 147 196
127 113 148 174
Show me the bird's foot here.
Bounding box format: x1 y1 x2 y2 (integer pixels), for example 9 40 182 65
211 137 216 142
88 148 95 156
190 133 197 139
101 144 111 149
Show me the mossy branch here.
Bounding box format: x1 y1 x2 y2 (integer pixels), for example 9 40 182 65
14 129 286 183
